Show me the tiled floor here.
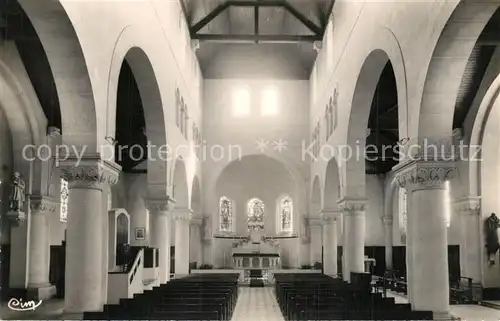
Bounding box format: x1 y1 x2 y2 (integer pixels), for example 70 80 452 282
231 286 285 321
386 291 500 321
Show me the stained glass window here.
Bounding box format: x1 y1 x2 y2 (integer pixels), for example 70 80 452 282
399 187 407 244
60 178 69 222
278 196 293 233
219 196 233 232
247 198 264 231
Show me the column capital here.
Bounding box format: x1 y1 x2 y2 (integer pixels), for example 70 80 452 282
453 196 481 215
173 208 193 221
382 216 393 226
394 159 456 190
320 209 341 223
59 154 121 190
145 196 175 213
337 198 368 213
190 215 203 226
307 216 323 226
30 195 58 214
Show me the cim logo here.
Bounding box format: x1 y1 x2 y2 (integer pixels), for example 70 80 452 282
7 298 42 311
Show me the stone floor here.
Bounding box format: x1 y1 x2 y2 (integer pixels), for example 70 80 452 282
231 286 285 321
387 291 500 321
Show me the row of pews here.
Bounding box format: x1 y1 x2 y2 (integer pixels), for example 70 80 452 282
84 273 239 320
274 273 434 320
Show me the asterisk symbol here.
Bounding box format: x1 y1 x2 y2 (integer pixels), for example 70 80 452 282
255 139 270 152
273 139 288 153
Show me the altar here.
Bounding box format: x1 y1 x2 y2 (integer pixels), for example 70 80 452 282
231 230 281 270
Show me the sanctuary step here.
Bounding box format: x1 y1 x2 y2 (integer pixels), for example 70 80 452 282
249 269 264 287
482 300 500 310
83 273 239 320
274 273 434 320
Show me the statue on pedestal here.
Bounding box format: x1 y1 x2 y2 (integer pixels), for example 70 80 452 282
7 172 26 226
484 213 500 265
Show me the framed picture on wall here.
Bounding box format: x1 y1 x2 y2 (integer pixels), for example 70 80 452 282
135 227 145 240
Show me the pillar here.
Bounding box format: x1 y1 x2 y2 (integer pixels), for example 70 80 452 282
308 216 323 266
174 208 192 277
190 216 203 268
125 173 149 247
146 197 173 283
455 197 482 299
27 195 57 300
59 156 120 315
321 209 340 277
398 162 454 319
382 216 393 271
338 198 367 282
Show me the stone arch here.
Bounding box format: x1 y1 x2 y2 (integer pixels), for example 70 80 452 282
115 47 168 197
172 156 189 208
416 1 500 140
323 157 341 209
18 0 99 151
311 175 322 216
191 175 201 215
345 44 406 197
468 73 500 197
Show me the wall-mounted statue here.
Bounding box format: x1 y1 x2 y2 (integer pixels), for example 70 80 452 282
6 172 27 226
485 213 500 265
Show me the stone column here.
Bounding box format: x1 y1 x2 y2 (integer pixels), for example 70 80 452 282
454 197 481 298
59 156 120 315
338 198 367 282
146 197 173 283
382 216 393 270
190 216 203 268
406 191 415 305
174 208 192 277
27 195 57 300
397 161 455 319
308 216 323 266
321 209 340 277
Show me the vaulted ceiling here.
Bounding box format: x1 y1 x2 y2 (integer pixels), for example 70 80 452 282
181 0 334 79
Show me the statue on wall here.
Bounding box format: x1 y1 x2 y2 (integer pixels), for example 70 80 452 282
8 172 25 212
6 172 27 226
484 213 500 265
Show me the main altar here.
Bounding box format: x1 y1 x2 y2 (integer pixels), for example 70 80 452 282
231 230 281 270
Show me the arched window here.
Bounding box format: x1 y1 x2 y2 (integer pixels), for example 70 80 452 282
278 195 293 233
399 187 407 243
232 87 250 117
325 105 330 141
328 98 334 136
60 178 69 222
332 88 338 132
180 102 185 134
219 196 233 232
247 198 264 231
261 87 278 116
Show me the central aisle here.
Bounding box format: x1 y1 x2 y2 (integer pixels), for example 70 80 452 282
231 287 285 321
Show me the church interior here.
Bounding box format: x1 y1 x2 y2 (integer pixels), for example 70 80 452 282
0 0 500 320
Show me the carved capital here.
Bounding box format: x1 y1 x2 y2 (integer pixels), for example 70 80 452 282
172 208 193 222
395 160 456 190
30 195 58 214
337 198 367 213
145 196 175 213
320 209 341 224
382 216 393 226
190 216 203 226
59 154 121 190
308 216 323 226
453 196 481 216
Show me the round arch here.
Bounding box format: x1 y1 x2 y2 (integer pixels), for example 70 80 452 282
191 175 202 214
416 1 500 140
343 27 407 198
172 156 189 208
311 175 322 215
468 73 500 197
18 0 99 151
323 157 341 209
